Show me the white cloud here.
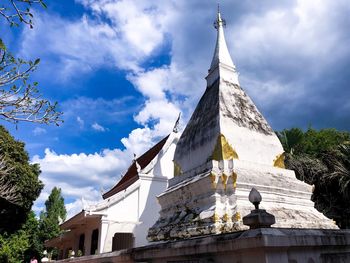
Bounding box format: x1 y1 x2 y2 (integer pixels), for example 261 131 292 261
120 127 154 156
20 0 168 80
29 0 350 219
77 116 84 128
229 0 350 107
92 122 106 132
128 67 169 100
32 147 133 218
33 127 47 136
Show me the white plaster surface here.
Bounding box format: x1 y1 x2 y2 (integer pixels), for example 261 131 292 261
148 11 336 241
49 132 179 258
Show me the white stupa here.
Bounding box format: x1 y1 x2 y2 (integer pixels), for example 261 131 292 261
148 9 336 241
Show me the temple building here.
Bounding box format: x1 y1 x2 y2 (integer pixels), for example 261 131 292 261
45 8 349 263
46 130 179 258
147 10 336 241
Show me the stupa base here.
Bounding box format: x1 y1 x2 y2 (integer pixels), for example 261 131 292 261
148 160 337 241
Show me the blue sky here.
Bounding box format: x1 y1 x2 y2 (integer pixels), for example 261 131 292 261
2 0 350 217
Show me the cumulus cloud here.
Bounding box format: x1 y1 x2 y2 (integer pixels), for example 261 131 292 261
32 147 133 218
228 0 350 129
21 0 350 128
20 0 168 80
29 0 350 219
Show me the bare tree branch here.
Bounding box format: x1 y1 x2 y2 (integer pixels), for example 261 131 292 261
0 155 20 205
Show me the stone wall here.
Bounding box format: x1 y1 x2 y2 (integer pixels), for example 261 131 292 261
59 228 350 263
54 250 133 263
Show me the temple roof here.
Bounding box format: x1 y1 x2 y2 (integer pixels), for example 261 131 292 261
103 135 169 199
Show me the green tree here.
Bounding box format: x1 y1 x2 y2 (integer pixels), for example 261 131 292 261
39 187 66 241
0 1 62 261
0 211 42 263
0 229 29 263
0 125 43 234
279 127 350 228
38 187 66 260
277 127 350 156
276 128 304 154
300 128 350 156
23 211 43 262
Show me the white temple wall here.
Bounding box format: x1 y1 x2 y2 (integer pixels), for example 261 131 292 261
157 140 177 179
133 176 168 247
68 134 179 254
107 188 140 222
101 221 136 253
97 175 168 252
131 136 177 246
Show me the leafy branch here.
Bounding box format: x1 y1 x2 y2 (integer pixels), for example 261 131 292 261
0 44 62 125
0 0 47 28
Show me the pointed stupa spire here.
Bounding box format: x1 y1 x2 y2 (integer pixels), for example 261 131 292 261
207 6 239 86
174 6 281 175
148 6 336 243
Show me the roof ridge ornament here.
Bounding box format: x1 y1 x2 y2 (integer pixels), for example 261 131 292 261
133 153 141 173
172 112 181 133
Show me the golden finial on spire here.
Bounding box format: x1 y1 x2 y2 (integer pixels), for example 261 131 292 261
214 3 226 29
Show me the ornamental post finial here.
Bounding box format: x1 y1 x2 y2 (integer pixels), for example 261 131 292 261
243 188 276 229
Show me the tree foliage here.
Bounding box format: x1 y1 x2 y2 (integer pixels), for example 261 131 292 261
0 125 43 234
39 187 66 242
0 211 43 263
23 211 43 262
0 229 29 263
277 127 350 156
0 1 63 261
278 127 350 228
0 47 62 125
0 0 47 28
0 0 62 125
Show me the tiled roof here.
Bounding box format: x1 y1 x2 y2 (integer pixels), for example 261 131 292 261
102 135 169 199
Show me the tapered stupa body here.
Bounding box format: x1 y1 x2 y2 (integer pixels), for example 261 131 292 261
148 10 336 242
174 10 283 178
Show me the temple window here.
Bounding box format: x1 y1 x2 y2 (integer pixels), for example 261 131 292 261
78 233 85 255
90 229 99 255
112 233 134 251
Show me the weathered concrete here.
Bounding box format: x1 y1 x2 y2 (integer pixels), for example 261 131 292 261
135 228 350 263
148 10 336 241
61 228 350 263
54 249 133 263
